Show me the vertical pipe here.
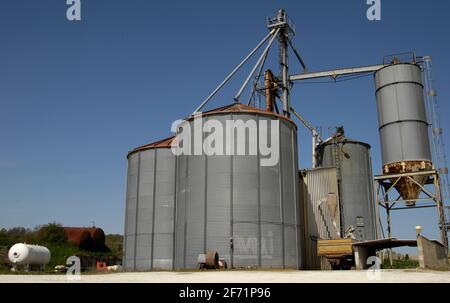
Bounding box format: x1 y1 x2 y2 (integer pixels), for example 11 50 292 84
264 70 275 112
375 181 381 239
279 28 290 117
385 192 393 268
368 154 377 241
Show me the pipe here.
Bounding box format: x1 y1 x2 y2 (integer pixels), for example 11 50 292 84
234 28 280 102
279 28 290 117
287 38 307 71
290 106 322 167
192 29 276 115
264 69 275 112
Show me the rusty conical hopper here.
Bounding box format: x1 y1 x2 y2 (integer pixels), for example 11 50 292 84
384 161 432 207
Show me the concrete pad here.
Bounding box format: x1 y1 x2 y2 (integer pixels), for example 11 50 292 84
0 269 449 283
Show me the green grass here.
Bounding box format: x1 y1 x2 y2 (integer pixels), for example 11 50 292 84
382 259 420 269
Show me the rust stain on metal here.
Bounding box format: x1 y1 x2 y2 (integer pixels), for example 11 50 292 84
383 161 433 206
264 69 276 112
127 136 175 157
127 103 297 157
187 103 296 127
205 251 219 269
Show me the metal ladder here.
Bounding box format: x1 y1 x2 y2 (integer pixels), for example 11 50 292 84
445 206 450 231
332 138 342 181
422 56 450 199
422 56 450 245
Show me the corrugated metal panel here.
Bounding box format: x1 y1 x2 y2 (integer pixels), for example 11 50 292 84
233 222 259 267
300 167 340 270
185 155 206 268
123 153 139 270
261 223 283 268
283 225 298 268
174 154 188 269
135 234 152 270
206 153 231 264
153 149 176 269
135 149 155 270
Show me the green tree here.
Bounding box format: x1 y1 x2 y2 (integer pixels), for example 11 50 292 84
35 223 66 245
105 234 123 258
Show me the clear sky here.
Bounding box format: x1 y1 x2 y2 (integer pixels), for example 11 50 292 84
1 0 450 250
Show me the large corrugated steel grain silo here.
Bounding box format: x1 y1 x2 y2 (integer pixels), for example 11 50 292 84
174 103 302 269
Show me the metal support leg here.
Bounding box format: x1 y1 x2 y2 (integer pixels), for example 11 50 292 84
434 174 449 247
375 183 381 239
385 192 393 268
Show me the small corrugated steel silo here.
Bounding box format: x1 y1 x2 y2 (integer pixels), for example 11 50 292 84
123 137 177 270
316 132 377 241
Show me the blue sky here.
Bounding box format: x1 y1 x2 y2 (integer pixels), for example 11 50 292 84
1 0 449 249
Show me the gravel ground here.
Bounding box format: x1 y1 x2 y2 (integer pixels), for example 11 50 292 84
1 269 449 283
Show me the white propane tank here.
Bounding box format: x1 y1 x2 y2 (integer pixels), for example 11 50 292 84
8 243 51 266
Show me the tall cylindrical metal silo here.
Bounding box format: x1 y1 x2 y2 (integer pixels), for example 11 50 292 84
123 137 177 270
316 131 377 241
374 63 432 205
174 103 302 269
